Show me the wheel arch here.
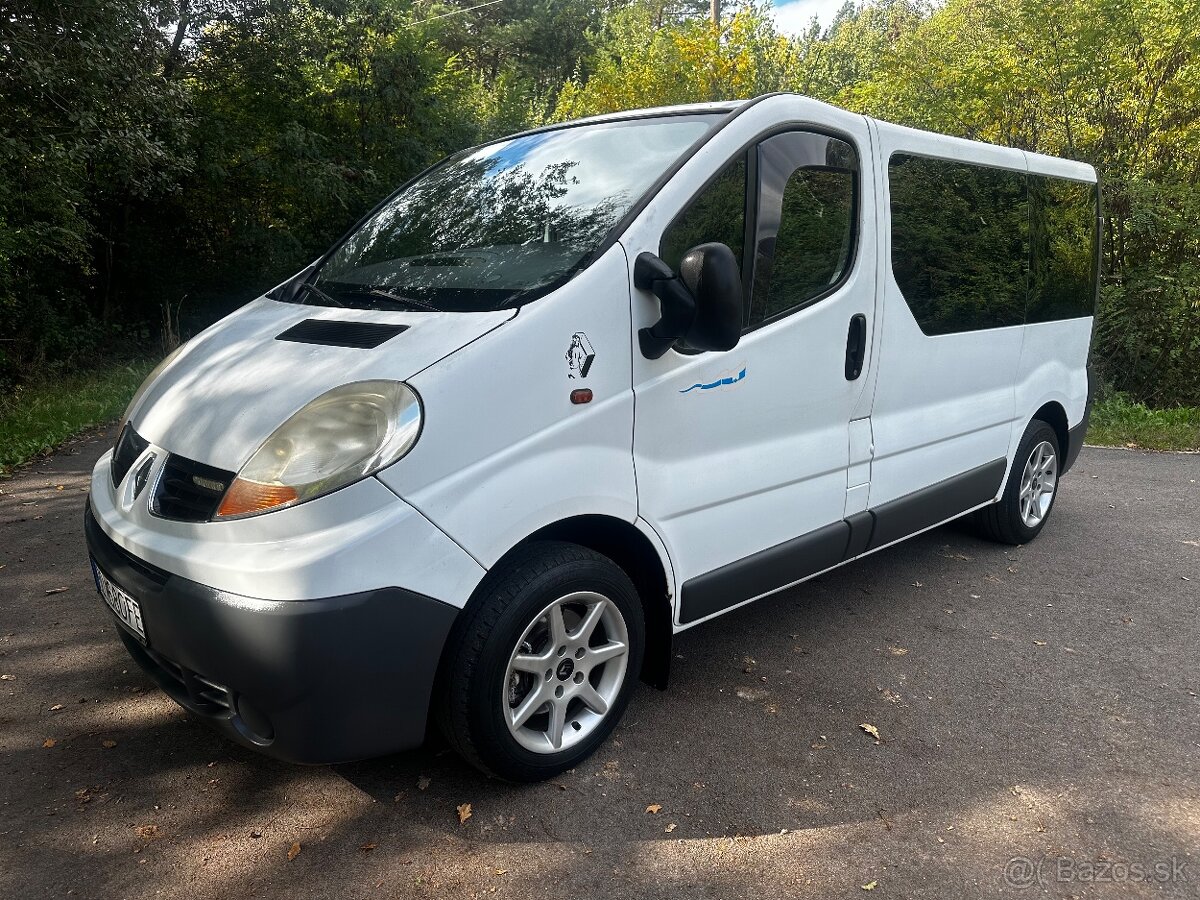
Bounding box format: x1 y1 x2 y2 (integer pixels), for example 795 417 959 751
1032 400 1070 462
489 515 674 690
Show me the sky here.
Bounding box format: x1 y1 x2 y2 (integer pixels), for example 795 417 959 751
768 0 850 34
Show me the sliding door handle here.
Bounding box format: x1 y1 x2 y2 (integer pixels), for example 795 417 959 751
845 314 867 380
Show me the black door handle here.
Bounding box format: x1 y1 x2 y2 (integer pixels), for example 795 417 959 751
845 314 867 380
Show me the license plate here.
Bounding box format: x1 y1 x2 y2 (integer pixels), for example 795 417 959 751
91 559 146 642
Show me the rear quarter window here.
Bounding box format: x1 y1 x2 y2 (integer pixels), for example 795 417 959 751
1027 175 1098 322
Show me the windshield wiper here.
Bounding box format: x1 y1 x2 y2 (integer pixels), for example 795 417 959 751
295 280 345 307
366 286 441 313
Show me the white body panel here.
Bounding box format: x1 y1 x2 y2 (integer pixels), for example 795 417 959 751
377 246 638 568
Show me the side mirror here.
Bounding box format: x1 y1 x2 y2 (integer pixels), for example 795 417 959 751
634 244 742 359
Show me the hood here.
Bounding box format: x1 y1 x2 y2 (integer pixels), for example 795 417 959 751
130 297 513 473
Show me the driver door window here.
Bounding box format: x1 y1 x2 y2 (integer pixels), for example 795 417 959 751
659 132 858 333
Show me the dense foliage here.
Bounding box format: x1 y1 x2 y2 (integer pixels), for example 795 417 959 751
3 0 1198 404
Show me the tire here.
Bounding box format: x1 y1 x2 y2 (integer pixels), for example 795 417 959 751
436 541 645 781
974 419 1062 545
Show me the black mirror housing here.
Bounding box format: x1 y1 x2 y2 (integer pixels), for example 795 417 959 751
678 242 742 353
635 244 742 359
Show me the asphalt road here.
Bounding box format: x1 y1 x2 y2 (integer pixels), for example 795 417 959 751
1 430 1197 899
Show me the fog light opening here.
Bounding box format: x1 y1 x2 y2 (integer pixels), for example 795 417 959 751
233 694 275 745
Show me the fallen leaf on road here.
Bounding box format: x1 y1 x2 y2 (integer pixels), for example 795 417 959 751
1033 640 1047 646
359 842 377 852
888 647 909 656
862 881 878 891
417 776 431 790
1 674 15 681
494 869 508 876
860 723 881 742
456 803 472 824
287 842 301 861
136 825 159 839
49 704 63 711
665 823 677 833
811 742 827 750
45 587 68 595
42 738 56 748
1182 540 1200 547
101 739 117 748
645 804 662 814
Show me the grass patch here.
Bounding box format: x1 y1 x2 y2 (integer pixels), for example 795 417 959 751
1087 394 1200 451
0 360 154 474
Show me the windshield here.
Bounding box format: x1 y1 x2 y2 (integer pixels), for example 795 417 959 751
304 114 721 312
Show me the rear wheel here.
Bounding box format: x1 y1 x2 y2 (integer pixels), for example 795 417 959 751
436 541 644 781
975 419 1061 545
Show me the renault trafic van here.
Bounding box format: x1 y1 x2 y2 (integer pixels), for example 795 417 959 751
85 93 1098 780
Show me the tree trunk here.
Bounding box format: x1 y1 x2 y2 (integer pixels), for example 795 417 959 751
163 0 191 79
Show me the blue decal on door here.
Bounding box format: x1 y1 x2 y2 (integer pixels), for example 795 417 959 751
679 367 747 394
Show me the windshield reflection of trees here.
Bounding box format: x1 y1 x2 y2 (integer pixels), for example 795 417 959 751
321 156 627 309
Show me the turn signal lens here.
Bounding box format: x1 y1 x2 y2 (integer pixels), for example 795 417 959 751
216 480 300 519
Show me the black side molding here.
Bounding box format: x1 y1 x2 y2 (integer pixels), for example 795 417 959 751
276 318 408 349
866 458 1006 552
679 521 850 624
678 458 1007 624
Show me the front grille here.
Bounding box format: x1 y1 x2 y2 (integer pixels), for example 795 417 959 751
275 318 408 349
152 454 235 522
111 425 149 488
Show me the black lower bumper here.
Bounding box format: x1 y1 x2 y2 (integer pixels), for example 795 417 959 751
84 505 458 764
1062 363 1098 476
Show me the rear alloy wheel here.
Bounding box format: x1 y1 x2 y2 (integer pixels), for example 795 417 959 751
975 419 1062 545
1018 440 1058 528
437 541 644 781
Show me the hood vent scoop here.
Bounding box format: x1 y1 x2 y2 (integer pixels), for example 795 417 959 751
276 319 408 349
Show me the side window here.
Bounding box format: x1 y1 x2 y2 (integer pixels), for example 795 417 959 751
889 154 1028 335
750 133 857 328
660 156 747 276
1027 175 1098 322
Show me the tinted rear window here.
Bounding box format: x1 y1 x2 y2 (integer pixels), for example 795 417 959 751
889 154 1028 335
1027 175 1098 322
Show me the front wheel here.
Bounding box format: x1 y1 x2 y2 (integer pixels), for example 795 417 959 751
436 541 644 781
974 419 1061 545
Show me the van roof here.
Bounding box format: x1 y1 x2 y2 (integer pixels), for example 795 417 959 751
496 93 1095 183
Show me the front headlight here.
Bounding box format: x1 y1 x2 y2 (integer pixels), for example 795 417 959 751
215 380 422 519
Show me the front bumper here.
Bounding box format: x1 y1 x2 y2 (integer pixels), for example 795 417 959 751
85 504 458 763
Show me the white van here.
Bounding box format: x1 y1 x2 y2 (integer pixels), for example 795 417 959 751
85 93 1098 780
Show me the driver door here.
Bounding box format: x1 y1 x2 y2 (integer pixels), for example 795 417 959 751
627 116 878 625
